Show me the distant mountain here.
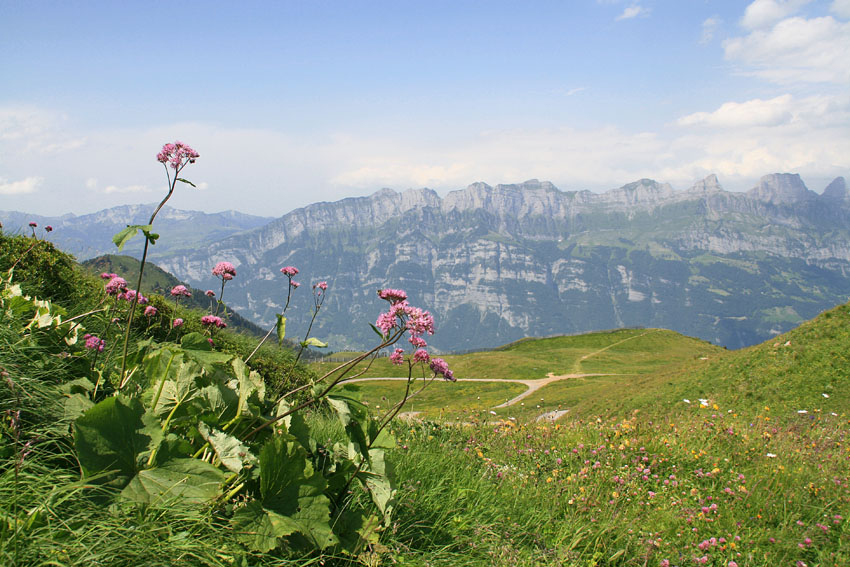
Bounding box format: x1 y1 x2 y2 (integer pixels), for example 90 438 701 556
137 172 850 352
7 173 850 352
0 205 272 261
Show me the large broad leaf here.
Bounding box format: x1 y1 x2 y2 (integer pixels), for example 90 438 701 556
231 358 265 417
181 332 232 366
198 422 255 474
259 436 337 549
120 458 225 505
368 419 396 450
150 356 203 419
74 396 152 488
359 449 395 524
333 508 382 554
231 501 300 553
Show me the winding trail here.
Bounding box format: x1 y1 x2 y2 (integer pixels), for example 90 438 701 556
341 373 613 408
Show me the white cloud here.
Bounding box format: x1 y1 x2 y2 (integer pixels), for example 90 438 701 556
724 13 850 84
833 0 850 18
616 3 647 21
701 17 722 44
740 0 811 30
0 176 42 195
678 95 796 127
0 105 87 154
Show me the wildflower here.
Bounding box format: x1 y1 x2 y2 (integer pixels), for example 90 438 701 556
797 410 808 414
409 335 427 348
173 318 184 328
100 272 117 280
823 393 830 398
376 311 397 334
280 266 299 277
119 289 147 304
208 338 214 346
429 357 455 381
45 225 53 232
28 221 37 228
378 288 407 304
314 281 328 291
156 141 199 170
205 290 215 297
212 261 237 280
105 276 128 296
766 453 776 458
389 348 405 365
83 334 105 352
289 281 300 288
660 561 670 567
201 315 227 328
171 285 192 298
413 348 430 363
144 306 157 317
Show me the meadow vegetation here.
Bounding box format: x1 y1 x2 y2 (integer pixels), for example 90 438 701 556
1 144 847 566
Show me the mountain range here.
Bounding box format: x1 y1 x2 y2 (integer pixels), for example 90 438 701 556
3 172 849 352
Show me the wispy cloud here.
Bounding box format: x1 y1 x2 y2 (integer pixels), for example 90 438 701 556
740 0 812 30
0 176 42 195
616 3 648 21
700 17 722 44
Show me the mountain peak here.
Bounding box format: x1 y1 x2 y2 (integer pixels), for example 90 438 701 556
687 174 723 194
747 173 816 205
821 176 848 201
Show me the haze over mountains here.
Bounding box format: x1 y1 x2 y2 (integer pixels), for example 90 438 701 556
4 173 849 352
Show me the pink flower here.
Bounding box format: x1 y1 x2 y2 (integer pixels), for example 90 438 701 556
45 225 53 232
376 311 396 334
314 281 328 291
280 266 299 277
173 318 184 328
100 272 117 280
409 335 427 348
208 338 214 346
170 285 192 298
378 288 407 304
728 562 738 567
119 289 147 304
28 221 37 228
290 281 300 288
156 141 199 170
144 306 158 317
201 315 227 328
205 289 215 297
429 357 454 381
212 261 237 279
660 561 670 567
389 348 405 365
105 276 128 296
83 334 105 352
413 348 430 363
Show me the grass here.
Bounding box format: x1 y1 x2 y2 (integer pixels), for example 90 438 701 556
3 231 850 566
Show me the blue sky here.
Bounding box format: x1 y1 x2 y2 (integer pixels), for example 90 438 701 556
1 0 848 216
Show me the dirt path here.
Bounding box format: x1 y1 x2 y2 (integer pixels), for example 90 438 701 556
570 329 658 373
341 373 613 408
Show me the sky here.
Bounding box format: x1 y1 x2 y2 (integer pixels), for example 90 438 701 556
1 0 849 217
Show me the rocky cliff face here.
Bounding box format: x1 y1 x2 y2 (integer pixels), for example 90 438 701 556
146 173 850 352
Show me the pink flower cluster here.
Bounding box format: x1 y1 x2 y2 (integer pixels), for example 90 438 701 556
201 315 227 328
314 281 328 291
144 306 158 317
173 318 184 328
390 348 405 365
378 288 407 303
280 266 298 277
156 141 199 170
212 261 236 280
83 334 105 352
119 289 148 304
205 290 215 298
429 357 454 381
105 276 128 296
171 285 192 298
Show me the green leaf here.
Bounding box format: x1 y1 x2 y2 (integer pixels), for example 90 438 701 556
334 508 381 554
74 396 151 488
301 337 328 348
63 393 94 423
176 178 196 187
369 323 386 339
150 356 203 419
112 224 153 251
259 436 336 549
231 501 299 552
368 420 396 450
360 448 395 523
232 357 265 418
276 314 286 346
120 458 225 505
198 422 255 473
181 332 233 366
